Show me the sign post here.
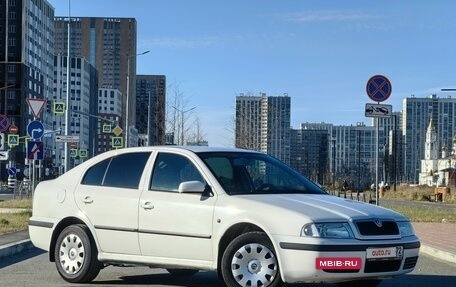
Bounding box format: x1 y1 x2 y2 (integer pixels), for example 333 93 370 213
366 75 392 206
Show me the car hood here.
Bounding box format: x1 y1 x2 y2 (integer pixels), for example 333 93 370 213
228 193 407 222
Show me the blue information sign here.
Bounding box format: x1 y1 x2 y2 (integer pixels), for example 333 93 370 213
27 141 44 160
366 75 392 103
27 120 44 139
7 167 16 176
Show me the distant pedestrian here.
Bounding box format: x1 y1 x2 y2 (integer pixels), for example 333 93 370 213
342 179 348 191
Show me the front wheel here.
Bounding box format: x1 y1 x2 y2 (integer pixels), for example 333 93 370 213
221 232 283 287
54 224 102 283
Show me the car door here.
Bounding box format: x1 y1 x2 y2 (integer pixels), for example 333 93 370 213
75 151 152 255
138 152 216 262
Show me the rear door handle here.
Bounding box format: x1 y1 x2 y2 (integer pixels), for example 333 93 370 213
141 201 154 210
82 196 93 204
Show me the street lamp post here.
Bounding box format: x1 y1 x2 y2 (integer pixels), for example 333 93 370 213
172 106 196 145
125 50 150 148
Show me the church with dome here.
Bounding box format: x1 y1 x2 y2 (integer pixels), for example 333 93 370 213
419 118 456 186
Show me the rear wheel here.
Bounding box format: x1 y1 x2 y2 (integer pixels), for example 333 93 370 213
221 232 283 287
166 268 199 276
54 224 102 283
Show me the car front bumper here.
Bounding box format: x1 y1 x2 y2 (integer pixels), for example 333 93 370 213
274 235 420 284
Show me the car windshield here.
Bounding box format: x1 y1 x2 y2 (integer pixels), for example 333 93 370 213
198 152 326 195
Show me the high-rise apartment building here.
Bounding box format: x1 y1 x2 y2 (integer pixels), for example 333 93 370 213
292 122 379 190
54 17 138 139
53 55 98 171
402 94 456 183
135 75 166 146
331 123 378 190
0 0 55 180
290 124 329 183
97 88 122 154
235 93 290 163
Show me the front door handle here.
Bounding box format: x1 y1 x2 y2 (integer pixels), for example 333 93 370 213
141 201 154 210
82 196 93 204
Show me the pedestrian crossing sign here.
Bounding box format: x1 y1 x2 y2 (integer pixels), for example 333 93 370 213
103 124 112 133
79 149 88 158
8 134 19 147
112 137 123 148
54 101 65 114
70 149 78 157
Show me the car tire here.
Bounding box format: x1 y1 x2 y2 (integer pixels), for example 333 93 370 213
336 279 382 287
54 224 102 283
221 231 283 287
166 268 199 276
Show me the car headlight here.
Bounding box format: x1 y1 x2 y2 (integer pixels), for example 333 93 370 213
397 221 415 237
301 222 354 239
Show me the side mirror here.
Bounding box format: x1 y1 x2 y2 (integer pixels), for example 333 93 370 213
178 181 206 193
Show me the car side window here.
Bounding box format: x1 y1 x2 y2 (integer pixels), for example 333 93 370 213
81 158 110 185
150 153 204 192
81 152 151 189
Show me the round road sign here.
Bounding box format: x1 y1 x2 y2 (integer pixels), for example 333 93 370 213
366 75 392 103
9 124 18 134
0 114 9 132
8 167 17 176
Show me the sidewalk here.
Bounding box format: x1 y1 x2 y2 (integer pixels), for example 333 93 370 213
0 222 455 264
412 222 456 264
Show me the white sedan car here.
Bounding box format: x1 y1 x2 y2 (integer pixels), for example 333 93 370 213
29 146 420 287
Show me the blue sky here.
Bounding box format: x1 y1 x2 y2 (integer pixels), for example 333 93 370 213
50 0 456 147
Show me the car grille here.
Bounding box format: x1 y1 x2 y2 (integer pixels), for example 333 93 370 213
403 256 419 270
355 220 399 236
364 259 401 273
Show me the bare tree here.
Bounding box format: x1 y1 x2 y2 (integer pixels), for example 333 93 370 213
165 82 201 145
187 116 207 145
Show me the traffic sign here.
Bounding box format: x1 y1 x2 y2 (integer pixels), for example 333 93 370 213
70 149 78 157
27 141 44 160
7 167 16 176
54 101 65 114
103 124 112 133
55 135 80 142
9 124 18 134
70 142 77 149
366 75 392 103
79 149 88 158
112 137 123 148
0 133 4 150
8 134 19 146
26 98 46 118
0 151 8 160
113 126 123 136
27 120 44 139
0 114 9 132
365 103 392 118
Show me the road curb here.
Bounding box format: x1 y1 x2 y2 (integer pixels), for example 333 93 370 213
0 239 34 259
420 243 456 264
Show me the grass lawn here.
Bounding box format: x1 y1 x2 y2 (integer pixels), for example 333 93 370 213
0 198 33 235
381 202 456 223
0 210 32 234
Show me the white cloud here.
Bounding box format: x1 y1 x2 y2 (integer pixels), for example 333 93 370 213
281 10 378 23
139 37 223 49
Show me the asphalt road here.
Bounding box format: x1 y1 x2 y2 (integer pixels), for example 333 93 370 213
0 249 455 287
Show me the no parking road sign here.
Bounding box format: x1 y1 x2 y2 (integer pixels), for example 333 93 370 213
0 114 9 132
366 75 392 103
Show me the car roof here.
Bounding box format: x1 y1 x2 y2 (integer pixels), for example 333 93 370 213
120 145 257 154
